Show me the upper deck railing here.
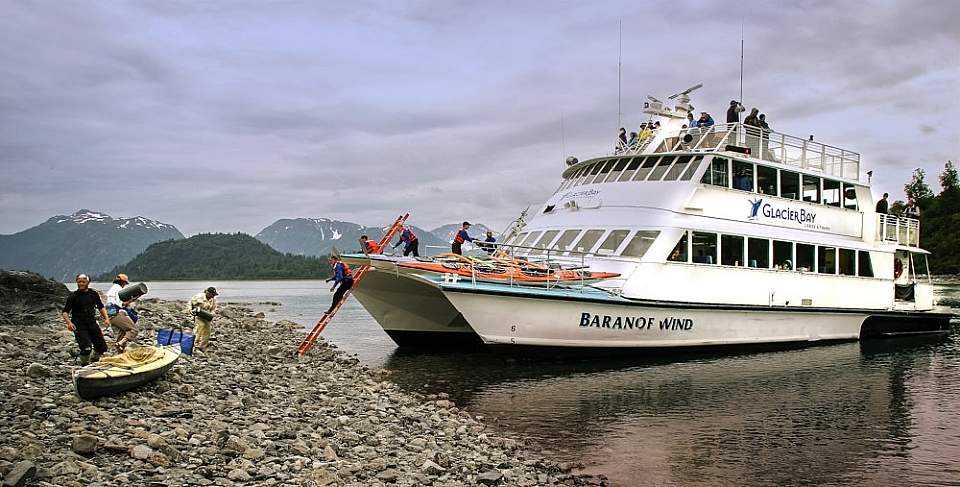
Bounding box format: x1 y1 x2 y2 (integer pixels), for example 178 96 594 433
877 214 920 247
615 123 861 182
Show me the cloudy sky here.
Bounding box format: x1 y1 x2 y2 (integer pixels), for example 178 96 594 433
1 0 957 236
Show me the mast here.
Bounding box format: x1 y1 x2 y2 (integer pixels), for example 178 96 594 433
617 18 622 129
739 17 744 104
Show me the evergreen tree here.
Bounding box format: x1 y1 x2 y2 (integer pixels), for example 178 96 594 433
904 168 934 204
940 160 958 193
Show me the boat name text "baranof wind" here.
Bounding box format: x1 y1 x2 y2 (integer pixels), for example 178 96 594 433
579 312 694 331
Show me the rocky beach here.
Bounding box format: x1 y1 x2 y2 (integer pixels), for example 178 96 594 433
0 273 605 486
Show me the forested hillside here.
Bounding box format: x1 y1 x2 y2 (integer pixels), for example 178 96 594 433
895 161 960 275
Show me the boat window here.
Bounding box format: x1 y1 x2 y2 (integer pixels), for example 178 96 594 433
818 246 837 274
858 251 874 277
528 230 560 256
572 165 592 186
620 230 660 258
591 160 615 184
773 240 793 270
632 156 659 181
802 175 821 203
648 156 676 181
618 157 642 181
604 158 630 183
838 248 856 276
680 155 703 181
913 253 930 280
597 230 630 255
748 238 770 268
796 243 815 272
732 160 755 192
512 233 528 248
518 231 541 250
757 165 778 196
668 232 689 262
781 170 800 200
721 235 745 266
664 155 692 181
571 229 604 254
589 161 606 176
843 184 858 210
823 179 842 207
553 229 581 253
701 157 729 187
691 232 717 265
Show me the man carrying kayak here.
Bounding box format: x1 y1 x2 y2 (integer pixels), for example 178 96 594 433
62 274 111 365
188 287 218 353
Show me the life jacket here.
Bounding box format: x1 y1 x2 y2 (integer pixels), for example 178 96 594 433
454 229 468 244
336 261 353 278
403 229 418 242
363 240 381 253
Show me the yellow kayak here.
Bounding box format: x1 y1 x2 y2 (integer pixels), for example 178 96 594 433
73 345 180 400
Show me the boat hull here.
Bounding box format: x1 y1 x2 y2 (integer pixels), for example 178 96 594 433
440 283 953 350
73 346 180 400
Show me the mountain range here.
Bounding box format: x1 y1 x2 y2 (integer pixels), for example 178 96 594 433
1 210 497 280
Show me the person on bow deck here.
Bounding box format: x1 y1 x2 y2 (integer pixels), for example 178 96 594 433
616 127 627 153
359 235 382 254
697 111 715 127
477 231 497 255
62 273 111 365
323 256 353 316
188 286 218 353
106 273 139 353
686 112 698 128
392 226 420 257
451 221 474 255
627 131 638 149
727 100 745 123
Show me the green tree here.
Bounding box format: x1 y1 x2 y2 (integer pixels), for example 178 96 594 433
904 168 934 204
940 160 958 193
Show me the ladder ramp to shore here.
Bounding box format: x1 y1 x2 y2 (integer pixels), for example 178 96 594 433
296 213 409 356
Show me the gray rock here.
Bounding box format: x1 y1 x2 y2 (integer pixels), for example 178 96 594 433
421 459 445 475
478 469 504 485
376 468 399 482
25 363 51 378
308 467 339 487
71 433 98 455
242 447 265 460
2 461 36 487
227 468 250 481
130 444 153 460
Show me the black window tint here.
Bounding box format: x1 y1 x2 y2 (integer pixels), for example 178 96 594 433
823 179 841 207
618 157 642 181
632 156 659 181
748 238 770 268
669 232 688 262
732 160 755 191
605 158 630 182
773 240 793 270
757 165 778 196
701 157 729 187
721 235 745 266
680 156 704 181
589 162 605 175
858 251 874 277
843 184 858 210
621 231 660 258
664 155 691 181
839 248 856 275
692 232 718 265
803 175 821 203
797 243 815 271
649 156 676 181
781 170 800 200
818 246 837 274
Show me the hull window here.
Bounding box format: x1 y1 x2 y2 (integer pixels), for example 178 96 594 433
797 243 815 272
692 232 718 265
839 248 856 276
598 230 630 255
781 170 801 200
571 229 604 254
621 231 660 258
518 231 541 252
632 156 659 181
553 229 582 254
649 156 676 181
591 160 616 184
668 232 689 262
773 240 794 270
858 251 874 277
664 155 692 181
732 160 755 191
818 246 837 274
604 158 630 183
702 157 729 187
802 175 821 203
758 165 778 196
823 179 842 207
618 157 642 181
721 235 745 266
748 237 770 268
529 230 560 256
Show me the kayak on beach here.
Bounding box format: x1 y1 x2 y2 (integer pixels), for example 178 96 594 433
73 345 181 400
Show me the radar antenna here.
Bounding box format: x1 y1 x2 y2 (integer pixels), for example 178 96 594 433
646 95 663 104
667 83 703 114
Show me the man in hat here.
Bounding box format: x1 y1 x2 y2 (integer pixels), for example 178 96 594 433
62 274 111 365
451 221 474 255
106 273 139 352
726 100 745 123
188 286 218 352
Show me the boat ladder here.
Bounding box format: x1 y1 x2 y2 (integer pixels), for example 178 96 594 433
296 213 409 356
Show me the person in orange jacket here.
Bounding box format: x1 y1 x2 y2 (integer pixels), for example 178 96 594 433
359 235 382 254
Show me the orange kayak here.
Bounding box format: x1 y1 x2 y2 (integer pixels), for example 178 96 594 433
398 255 619 285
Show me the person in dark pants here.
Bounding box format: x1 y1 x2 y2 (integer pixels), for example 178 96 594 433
62 274 111 365
477 231 497 254
323 256 354 316
392 226 420 257
451 221 474 255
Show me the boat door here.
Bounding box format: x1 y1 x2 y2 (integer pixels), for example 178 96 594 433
893 249 914 303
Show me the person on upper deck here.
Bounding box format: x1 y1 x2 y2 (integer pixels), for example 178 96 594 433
452 222 474 255
477 231 497 254
638 123 653 142
616 128 627 153
727 100 745 123
686 112 698 128
359 235 381 254
743 108 761 128
627 131 638 148
392 226 420 257
876 193 889 214
697 112 714 127
759 114 770 131
905 200 921 220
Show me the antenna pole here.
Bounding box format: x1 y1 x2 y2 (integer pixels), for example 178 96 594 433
560 112 566 162
617 18 622 129
739 18 744 104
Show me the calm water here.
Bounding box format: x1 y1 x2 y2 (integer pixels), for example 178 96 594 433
91 280 960 486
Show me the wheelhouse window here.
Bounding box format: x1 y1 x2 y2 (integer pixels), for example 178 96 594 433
823 179 842 207
781 170 800 200
632 156 659 181
553 229 581 253
802 175 821 203
591 160 615 184
913 253 930 280
597 230 630 255
858 251 874 277
797 243 815 271
680 155 703 180
648 156 676 181
692 232 718 265
748 238 770 268
571 229 604 253
621 231 660 258
519 231 541 250
757 165 778 196
664 155 693 181
721 235 745 266
732 160 755 192
773 240 793 270
668 232 689 262
838 248 856 276
818 246 837 274
843 184 858 210
701 157 729 187
604 158 630 183
618 157 642 181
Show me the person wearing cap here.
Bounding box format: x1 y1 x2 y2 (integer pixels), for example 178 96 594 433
697 111 715 127
477 231 497 255
188 286 218 352
106 273 139 352
726 100 745 123
62 274 111 365
452 221 474 255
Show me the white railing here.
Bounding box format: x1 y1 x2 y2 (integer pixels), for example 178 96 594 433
877 214 920 247
651 123 861 182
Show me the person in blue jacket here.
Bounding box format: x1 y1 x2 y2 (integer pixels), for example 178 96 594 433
392 226 420 257
451 221 473 255
323 256 353 316
477 231 497 254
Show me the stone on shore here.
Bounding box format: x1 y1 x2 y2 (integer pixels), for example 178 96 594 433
2 461 36 487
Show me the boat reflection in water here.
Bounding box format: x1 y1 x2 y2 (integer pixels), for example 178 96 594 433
383 333 959 486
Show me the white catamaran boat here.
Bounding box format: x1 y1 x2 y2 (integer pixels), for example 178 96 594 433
344 85 953 351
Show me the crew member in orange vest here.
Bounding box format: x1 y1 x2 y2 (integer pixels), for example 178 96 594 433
392 226 420 257
451 221 474 255
323 255 353 315
359 235 381 254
